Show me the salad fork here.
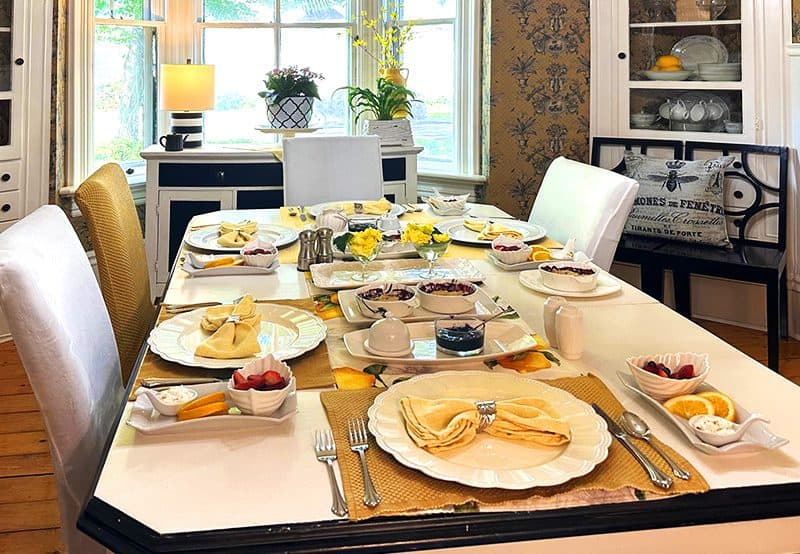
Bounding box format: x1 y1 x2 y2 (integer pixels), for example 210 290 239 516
314 429 348 517
347 417 381 507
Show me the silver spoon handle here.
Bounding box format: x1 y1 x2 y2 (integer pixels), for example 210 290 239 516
647 439 691 480
616 433 673 489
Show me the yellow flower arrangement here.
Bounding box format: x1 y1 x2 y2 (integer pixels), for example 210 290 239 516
347 227 384 258
402 223 450 246
350 5 413 70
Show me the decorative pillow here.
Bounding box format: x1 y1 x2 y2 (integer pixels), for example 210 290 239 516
622 151 735 247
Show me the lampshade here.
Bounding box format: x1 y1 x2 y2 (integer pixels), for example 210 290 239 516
160 63 215 111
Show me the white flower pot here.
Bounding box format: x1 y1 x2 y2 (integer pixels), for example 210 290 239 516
366 119 414 147
267 96 314 129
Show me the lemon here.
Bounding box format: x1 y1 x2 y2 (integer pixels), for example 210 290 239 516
697 391 736 421
655 54 682 68
663 394 714 419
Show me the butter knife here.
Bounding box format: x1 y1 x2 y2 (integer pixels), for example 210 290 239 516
592 403 673 489
140 377 223 388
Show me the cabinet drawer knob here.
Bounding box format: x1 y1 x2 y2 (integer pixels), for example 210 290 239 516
617 52 627 60
1 173 10 182
1 204 11 213
126 168 134 175
14 58 23 66
216 170 225 183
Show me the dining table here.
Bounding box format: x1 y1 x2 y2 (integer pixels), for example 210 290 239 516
77 203 800 553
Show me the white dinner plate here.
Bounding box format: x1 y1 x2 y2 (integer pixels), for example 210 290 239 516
366 371 611 489
518 269 622 298
127 382 297 435
436 219 547 245
337 286 505 324
343 321 538 366
147 303 327 369
310 258 484 290
185 224 299 253
671 35 728 71
306 201 406 219
617 372 788 455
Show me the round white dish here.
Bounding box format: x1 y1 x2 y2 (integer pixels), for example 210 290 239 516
416 279 480 314
519 269 621 298
435 219 546 245
147 303 327 369
625 352 710 401
306 201 405 219
355 282 419 318
366 371 611 489
538 261 598 292
367 315 412 353
185 224 298 253
641 70 693 81
363 339 414 357
671 35 728 71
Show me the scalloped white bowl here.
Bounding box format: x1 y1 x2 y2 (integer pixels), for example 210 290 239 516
227 355 294 416
240 238 278 268
626 352 710 401
491 236 532 265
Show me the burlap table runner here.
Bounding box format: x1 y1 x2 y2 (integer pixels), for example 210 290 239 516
132 298 334 397
320 374 708 521
276 207 562 264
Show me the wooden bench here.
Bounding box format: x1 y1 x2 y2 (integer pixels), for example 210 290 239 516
591 137 789 372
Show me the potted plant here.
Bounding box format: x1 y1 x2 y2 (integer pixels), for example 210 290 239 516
339 78 417 146
258 66 323 129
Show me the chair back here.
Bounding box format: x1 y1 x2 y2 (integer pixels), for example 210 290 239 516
76 163 156 382
282 135 383 206
528 156 639 270
0 206 124 553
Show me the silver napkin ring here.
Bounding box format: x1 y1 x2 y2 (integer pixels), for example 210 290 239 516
475 400 497 433
225 315 241 324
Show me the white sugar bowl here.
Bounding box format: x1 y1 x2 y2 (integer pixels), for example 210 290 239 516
365 313 412 356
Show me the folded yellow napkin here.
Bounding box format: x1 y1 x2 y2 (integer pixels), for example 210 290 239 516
337 198 392 216
217 230 255 247
400 395 571 453
200 295 261 331
195 295 262 359
219 220 258 235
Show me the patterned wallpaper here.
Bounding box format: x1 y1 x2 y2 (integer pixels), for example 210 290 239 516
485 0 591 220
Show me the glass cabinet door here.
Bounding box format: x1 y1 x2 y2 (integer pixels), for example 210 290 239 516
626 0 746 137
0 0 23 157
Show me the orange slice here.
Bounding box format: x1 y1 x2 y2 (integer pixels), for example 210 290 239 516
179 391 226 413
697 391 736 421
531 250 551 261
662 394 714 419
177 401 229 421
530 245 551 253
333 367 376 390
204 257 238 268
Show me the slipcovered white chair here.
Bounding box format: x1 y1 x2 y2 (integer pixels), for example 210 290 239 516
282 135 383 206
0 206 124 553
528 156 639 271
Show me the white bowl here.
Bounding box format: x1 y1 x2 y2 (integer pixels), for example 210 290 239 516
626 352 710 401
240 238 278 268
630 113 658 125
355 282 418 318
491 236 532 265
538 261 598 292
226 355 294 416
427 193 469 214
416 279 480 314
642 70 693 81
367 315 412 353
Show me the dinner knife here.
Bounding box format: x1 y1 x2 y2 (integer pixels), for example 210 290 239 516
591 403 673 489
140 377 223 388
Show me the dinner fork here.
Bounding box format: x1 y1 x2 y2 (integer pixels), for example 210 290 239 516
314 429 348 517
347 417 381 507
299 205 308 222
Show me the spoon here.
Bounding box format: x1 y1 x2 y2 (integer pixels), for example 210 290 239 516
473 305 517 330
136 387 198 416
688 413 770 447
619 411 691 480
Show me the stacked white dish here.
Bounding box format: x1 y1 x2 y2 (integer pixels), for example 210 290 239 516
697 63 741 82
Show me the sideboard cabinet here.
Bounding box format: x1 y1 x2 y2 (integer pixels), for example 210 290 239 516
141 145 423 295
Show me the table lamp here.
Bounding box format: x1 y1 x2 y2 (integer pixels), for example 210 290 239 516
159 60 215 148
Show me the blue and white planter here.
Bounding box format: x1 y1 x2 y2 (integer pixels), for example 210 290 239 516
266 96 314 129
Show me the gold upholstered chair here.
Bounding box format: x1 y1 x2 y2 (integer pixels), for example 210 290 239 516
76 163 156 383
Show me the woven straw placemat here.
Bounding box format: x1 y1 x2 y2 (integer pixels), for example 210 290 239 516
320 374 708 521
132 298 334 397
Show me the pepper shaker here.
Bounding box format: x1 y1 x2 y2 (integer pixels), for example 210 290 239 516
555 304 583 360
297 229 318 272
315 227 334 264
542 296 567 348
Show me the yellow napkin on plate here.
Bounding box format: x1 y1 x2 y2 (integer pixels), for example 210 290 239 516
200 294 261 332
337 198 392 215
400 395 571 453
217 230 255 247
219 220 258 234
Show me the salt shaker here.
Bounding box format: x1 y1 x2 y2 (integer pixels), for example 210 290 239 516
555 304 583 360
542 296 567 348
296 229 318 272
315 227 334 264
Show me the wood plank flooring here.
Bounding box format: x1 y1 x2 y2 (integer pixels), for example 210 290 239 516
0 323 798 553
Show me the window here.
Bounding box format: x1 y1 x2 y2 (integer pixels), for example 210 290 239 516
70 0 479 190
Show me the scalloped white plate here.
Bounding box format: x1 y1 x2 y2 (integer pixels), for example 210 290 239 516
185 224 298 253
436 218 547 245
147 303 327 369
519 268 622 298
367 371 611 489
306 201 406 219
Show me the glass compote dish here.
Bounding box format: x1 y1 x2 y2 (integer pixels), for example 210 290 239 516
344 228 384 282
403 223 451 278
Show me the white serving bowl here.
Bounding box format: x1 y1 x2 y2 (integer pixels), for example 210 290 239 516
538 261 598 292
642 70 693 81
416 279 480 314
240 238 278 268
491 236 532 265
626 352 710 401
367 315 412 354
226 355 294 416
427 193 469 215
355 282 418 318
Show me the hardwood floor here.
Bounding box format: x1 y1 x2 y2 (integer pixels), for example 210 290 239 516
0 322 798 553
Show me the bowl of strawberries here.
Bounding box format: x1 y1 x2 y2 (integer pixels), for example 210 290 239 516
626 352 710 401
227 354 295 416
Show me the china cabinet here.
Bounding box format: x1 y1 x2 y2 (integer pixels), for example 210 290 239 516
593 0 756 142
